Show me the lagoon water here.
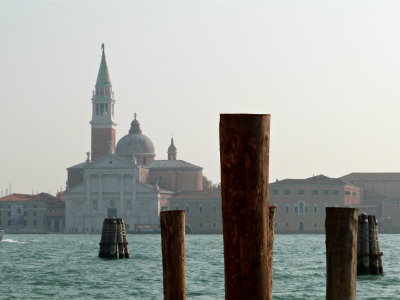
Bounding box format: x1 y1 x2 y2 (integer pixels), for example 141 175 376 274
0 234 399 299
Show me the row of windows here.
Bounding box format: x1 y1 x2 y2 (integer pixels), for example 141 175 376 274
198 222 218 229
175 205 218 215
274 202 329 215
0 211 39 217
272 189 357 196
277 222 320 228
0 204 39 209
0 220 39 226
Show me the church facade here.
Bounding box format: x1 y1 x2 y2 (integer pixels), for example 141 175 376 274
64 45 203 233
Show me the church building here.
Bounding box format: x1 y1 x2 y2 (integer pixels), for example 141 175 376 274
64 45 203 233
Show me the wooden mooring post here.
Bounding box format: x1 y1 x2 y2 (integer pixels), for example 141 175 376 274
160 210 186 300
325 207 358 300
357 213 383 275
99 218 129 259
268 206 276 300
219 114 271 299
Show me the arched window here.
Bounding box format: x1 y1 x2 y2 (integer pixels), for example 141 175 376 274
299 202 304 214
185 206 190 214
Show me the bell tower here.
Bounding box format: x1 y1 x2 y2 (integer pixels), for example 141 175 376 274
90 44 116 161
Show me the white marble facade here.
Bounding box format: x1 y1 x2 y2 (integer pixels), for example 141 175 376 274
65 153 161 233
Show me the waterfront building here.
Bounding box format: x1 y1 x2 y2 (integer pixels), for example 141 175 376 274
0 193 65 233
64 45 206 233
167 190 222 234
341 172 400 232
270 175 361 233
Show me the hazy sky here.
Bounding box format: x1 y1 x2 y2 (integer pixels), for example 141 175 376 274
2 0 400 194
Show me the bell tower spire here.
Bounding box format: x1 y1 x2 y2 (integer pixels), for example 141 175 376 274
167 137 177 160
90 43 116 161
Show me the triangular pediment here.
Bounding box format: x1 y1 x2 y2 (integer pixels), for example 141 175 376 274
86 153 136 170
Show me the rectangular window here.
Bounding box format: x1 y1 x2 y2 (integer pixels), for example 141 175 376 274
199 223 203 228
33 211 37 217
345 191 351 195
284 189 290 195
322 190 329 195
199 206 203 214
185 206 190 214
352 192 357 196
332 190 340 196
8 220 11 225
272 189 279 195
33 220 37 226
297 190 305 196
312 190 319 195
175 206 180 210
213 223 217 228
212 206 216 214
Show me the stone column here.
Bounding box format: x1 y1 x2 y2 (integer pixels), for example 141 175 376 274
132 175 137 219
119 174 124 218
98 174 103 217
85 174 91 230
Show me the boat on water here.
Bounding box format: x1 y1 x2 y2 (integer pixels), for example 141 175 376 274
0 228 4 241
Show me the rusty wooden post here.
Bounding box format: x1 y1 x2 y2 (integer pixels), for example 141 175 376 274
121 219 130 258
359 213 370 275
160 210 186 300
99 218 109 258
219 114 271 299
268 206 276 299
116 218 125 258
325 207 358 300
109 217 118 259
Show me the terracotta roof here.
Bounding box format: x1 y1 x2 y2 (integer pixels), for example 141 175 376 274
139 182 174 193
150 160 202 170
271 174 356 186
0 193 58 202
170 190 221 199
